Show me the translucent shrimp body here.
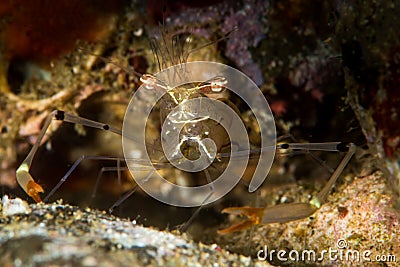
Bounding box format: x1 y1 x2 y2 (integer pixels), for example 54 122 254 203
122 61 276 207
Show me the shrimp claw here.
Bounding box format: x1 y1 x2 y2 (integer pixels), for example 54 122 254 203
218 206 265 234
16 163 44 203
218 203 319 234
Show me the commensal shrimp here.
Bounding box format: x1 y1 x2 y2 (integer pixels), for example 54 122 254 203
14 24 244 205
14 11 356 235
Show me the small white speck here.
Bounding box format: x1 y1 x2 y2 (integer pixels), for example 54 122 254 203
133 28 143 37
14 258 22 267
82 256 97 267
130 150 142 158
2 195 31 216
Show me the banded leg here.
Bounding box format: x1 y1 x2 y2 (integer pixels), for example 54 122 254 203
219 142 356 234
16 110 121 202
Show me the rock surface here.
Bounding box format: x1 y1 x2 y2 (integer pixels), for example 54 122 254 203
0 195 272 267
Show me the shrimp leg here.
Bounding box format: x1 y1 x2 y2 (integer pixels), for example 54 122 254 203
16 110 121 202
219 142 356 234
